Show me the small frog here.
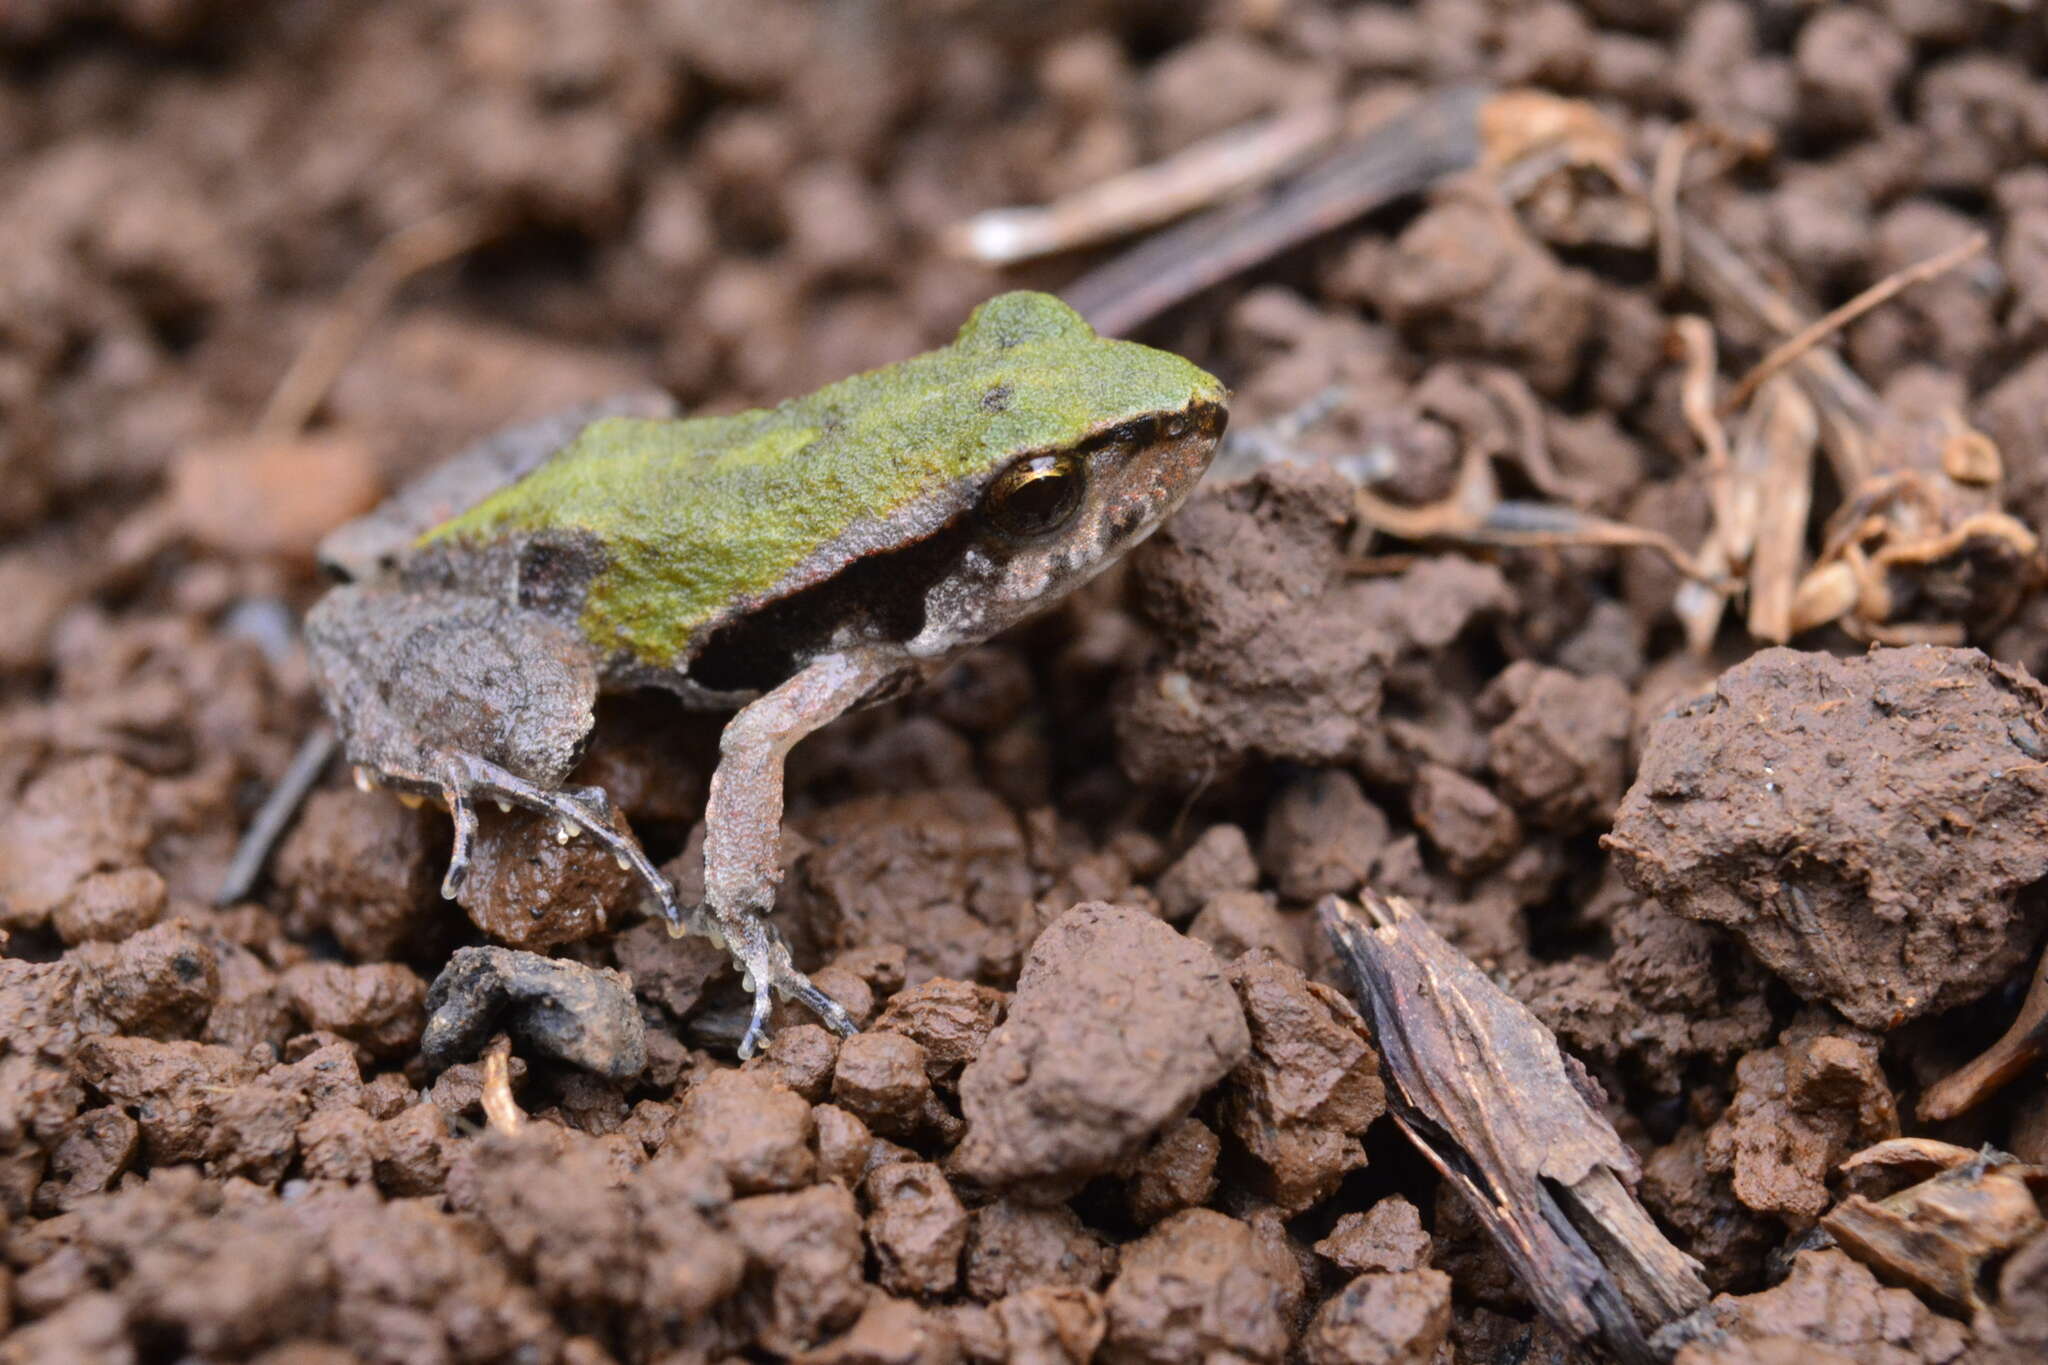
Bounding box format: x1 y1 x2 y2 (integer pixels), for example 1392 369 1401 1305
306 292 1227 1055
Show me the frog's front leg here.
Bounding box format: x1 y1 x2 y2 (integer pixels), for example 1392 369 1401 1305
701 647 908 1056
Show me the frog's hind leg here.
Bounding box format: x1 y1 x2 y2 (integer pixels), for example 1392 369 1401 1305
305 585 682 921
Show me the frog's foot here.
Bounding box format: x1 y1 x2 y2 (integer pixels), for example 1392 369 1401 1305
432 754 683 929
722 912 858 1058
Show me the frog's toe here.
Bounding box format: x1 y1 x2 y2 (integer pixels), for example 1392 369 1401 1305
783 974 858 1038
438 772 479 899
737 981 776 1060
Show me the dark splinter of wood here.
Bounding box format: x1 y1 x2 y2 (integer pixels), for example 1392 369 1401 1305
1319 890 1709 1365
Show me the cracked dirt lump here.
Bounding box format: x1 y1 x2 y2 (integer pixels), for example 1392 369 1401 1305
950 903 1250 1198
1218 950 1384 1215
1608 646 2048 1028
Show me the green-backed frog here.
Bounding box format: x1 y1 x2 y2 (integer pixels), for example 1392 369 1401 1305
307 291 1228 1055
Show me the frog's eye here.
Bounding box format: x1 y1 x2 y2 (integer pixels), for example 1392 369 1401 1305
985 453 1086 540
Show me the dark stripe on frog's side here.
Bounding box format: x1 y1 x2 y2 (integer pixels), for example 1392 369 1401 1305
683 513 979 695
676 408 1192 694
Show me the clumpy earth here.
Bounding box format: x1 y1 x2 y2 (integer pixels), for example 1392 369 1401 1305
7 3 2048 1363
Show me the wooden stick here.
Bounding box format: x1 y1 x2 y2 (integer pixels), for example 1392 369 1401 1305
1062 86 1488 336
945 103 1339 265
257 204 502 439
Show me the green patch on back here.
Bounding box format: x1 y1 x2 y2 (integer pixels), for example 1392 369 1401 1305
426 293 1224 664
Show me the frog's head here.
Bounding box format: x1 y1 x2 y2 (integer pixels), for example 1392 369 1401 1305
907 293 1229 658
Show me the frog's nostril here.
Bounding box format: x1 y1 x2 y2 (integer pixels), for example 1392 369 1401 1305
1109 500 1146 540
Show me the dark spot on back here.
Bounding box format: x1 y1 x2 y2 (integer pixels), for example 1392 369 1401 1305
982 384 1012 412
516 534 604 615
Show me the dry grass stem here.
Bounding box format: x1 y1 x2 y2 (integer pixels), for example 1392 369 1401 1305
482 1036 526 1137
1743 378 1820 643
1719 230 1990 416
1651 126 1695 290
258 203 502 440
945 103 1339 265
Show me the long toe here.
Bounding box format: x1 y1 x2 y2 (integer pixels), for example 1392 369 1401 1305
738 985 774 1059
794 981 857 1037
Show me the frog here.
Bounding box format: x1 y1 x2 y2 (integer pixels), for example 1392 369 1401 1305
304 291 1228 1056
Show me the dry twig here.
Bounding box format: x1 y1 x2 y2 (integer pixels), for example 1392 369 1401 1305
258 203 503 439
945 103 1340 265
1719 231 1990 415
1062 85 1487 335
1919 945 2048 1121
481 1034 527 1137
1742 377 1821 643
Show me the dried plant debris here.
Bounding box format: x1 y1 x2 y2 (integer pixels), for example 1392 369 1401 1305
1823 1143 2046 1317
1082 81 2041 654
1319 890 1708 1362
1920 946 2048 1121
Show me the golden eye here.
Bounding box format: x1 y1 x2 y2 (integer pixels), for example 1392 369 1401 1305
985 453 1085 539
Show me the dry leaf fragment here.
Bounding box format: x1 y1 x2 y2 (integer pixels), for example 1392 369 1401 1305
1823 1148 2046 1316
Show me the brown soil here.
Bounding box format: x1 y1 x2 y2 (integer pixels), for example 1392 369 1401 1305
6 3 2048 1363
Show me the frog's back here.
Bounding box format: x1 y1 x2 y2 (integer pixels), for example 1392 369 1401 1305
424 293 1221 668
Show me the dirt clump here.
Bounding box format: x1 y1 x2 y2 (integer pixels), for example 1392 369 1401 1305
279 962 427 1061
870 977 1005 1087
1258 768 1391 905
672 1066 814 1196
1314 1195 1433 1277
1115 464 1397 789
1122 1115 1221 1227
1218 950 1384 1214
951 903 1249 1197
1099 1207 1296 1364
793 787 1037 984
962 1199 1113 1303
455 805 643 950
1657 1248 1970 1365
0 756 153 935
271 788 442 961
419 945 646 1079
1609 647 2048 1028
1300 1267 1453 1365
1704 1014 1900 1227
727 1182 868 1354
864 1159 968 1297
